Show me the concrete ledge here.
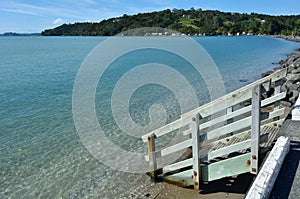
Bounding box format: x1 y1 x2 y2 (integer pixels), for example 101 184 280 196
245 136 290 199
292 93 300 121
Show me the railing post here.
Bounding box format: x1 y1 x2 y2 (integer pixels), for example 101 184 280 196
273 79 283 121
226 107 233 124
148 134 157 181
191 113 201 190
251 84 261 174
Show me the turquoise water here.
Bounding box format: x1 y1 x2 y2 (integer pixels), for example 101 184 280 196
0 36 299 198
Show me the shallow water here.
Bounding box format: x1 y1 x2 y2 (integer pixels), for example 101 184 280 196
0 36 299 198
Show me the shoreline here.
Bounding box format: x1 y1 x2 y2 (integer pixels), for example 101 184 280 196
271 35 300 43
264 36 300 108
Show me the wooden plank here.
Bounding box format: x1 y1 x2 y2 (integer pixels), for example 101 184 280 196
267 107 285 119
261 92 286 107
202 153 251 182
148 134 157 180
205 127 277 162
164 169 194 187
202 130 251 150
203 116 252 141
182 128 192 136
199 107 285 161
199 92 286 130
197 108 285 152
163 158 193 174
141 117 190 142
226 107 233 124
273 73 286 119
156 139 192 158
196 118 285 155
270 68 287 82
208 139 251 160
251 84 261 175
245 136 290 199
191 114 201 190
273 80 284 122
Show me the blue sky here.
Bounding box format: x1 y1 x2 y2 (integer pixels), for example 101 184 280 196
1 0 299 33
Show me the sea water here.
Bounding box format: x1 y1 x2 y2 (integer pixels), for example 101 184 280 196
0 36 299 198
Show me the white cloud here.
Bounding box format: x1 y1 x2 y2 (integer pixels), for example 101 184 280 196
1 1 87 20
0 8 36 15
52 18 64 25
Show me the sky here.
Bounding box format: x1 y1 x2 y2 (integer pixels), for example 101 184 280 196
0 0 299 33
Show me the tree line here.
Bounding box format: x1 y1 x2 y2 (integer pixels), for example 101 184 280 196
42 9 300 36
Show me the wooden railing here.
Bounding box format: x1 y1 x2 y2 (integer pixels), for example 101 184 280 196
141 68 288 190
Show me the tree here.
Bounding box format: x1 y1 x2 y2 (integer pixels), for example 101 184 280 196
41 9 300 36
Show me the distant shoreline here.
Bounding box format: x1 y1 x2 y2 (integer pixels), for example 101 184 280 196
271 35 300 43
0 32 41 36
2 32 299 41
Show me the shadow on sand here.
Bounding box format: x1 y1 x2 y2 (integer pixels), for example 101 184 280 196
199 173 254 195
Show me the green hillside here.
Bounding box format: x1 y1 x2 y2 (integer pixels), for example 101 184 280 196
42 8 300 36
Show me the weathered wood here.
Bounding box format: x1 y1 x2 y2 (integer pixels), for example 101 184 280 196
148 134 157 180
155 139 192 158
245 136 290 199
164 169 194 187
198 107 285 148
163 158 193 174
201 119 284 161
270 68 287 82
251 84 261 174
202 153 252 182
204 116 252 141
261 92 286 107
273 80 283 123
206 121 283 161
208 140 251 160
200 118 284 158
265 107 286 120
144 138 192 161
198 92 286 131
226 107 233 124
191 114 201 190
141 117 189 142
183 128 192 136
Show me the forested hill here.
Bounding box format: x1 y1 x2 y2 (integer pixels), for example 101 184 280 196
42 8 300 36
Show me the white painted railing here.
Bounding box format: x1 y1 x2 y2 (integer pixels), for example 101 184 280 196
142 68 288 190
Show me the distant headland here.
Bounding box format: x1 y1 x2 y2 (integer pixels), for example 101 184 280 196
41 8 300 36
0 32 41 36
